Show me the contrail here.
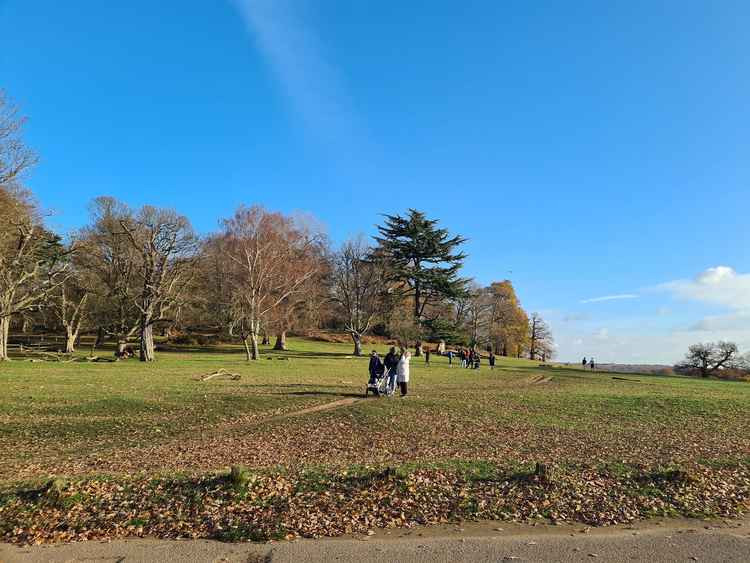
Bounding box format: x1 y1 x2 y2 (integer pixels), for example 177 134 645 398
231 0 370 167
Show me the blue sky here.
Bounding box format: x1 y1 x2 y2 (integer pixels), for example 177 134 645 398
1 1 748 363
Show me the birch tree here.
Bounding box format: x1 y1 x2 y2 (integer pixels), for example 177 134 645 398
216 205 322 360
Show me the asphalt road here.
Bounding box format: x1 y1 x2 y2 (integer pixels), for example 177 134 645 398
2 518 749 562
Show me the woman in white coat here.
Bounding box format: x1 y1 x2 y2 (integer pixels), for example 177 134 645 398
396 349 411 397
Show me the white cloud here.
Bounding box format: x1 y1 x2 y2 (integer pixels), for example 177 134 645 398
580 294 639 304
661 266 750 311
688 312 750 332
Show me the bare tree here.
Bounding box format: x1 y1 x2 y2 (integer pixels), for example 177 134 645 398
675 341 740 378
528 312 553 361
50 264 90 353
119 206 199 361
0 188 69 360
465 283 492 348
0 91 37 189
330 236 385 356
75 197 141 356
215 205 323 360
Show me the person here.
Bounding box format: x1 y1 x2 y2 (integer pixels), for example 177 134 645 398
368 351 383 384
489 351 496 370
467 349 474 369
384 346 399 394
396 349 411 397
582 357 587 369
425 348 431 366
474 352 480 369
459 348 466 368
590 357 595 371
447 350 453 366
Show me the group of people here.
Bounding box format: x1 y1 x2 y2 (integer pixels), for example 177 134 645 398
446 348 495 369
368 345 500 396
368 347 411 396
582 356 596 370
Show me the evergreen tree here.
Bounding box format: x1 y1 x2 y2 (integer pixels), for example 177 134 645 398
374 209 468 353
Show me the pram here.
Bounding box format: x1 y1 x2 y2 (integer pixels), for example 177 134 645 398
365 367 391 397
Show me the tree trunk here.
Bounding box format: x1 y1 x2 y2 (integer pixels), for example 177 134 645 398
242 336 252 361
21 316 30 334
262 331 269 345
94 327 104 348
251 331 260 360
351 332 363 356
0 316 10 361
139 321 155 362
65 327 77 354
273 331 287 351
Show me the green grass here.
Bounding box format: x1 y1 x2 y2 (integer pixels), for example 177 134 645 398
1 337 749 484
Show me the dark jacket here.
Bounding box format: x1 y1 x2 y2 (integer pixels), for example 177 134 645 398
384 352 399 372
369 355 384 377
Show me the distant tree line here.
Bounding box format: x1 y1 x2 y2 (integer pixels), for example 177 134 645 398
0 90 554 362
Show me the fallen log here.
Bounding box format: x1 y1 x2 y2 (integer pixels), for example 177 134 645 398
612 376 641 382
196 368 241 381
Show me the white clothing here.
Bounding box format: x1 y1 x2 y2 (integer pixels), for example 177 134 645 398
396 355 411 383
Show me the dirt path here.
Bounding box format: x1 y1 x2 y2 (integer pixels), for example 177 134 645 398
267 397 363 420
3 517 749 562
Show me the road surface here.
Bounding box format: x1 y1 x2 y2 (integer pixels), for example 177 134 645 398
2 517 749 562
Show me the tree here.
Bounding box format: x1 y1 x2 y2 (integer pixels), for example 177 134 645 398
330 236 386 355
0 188 70 360
374 209 468 355
528 312 553 361
675 341 740 378
464 283 492 348
0 91 37 190
50 259 90 354
486 280 529 356
75 197 141 356
215 205 323 360
119 206 199 361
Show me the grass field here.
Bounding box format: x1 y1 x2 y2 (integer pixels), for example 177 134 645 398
2 337 750 543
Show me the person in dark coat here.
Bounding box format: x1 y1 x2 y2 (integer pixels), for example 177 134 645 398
447 350 454 367
368 351 383 384
425 348 431 366
384 346 399 393
489 352 496 370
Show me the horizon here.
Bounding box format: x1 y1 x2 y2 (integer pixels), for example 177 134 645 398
1 0 748 364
